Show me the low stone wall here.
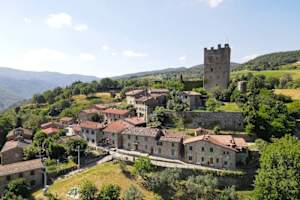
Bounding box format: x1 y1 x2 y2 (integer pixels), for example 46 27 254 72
166 111 244 131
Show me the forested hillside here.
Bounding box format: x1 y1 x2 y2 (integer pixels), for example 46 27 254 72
235 50 300 71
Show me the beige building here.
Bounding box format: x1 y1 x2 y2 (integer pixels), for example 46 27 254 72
121 127 164 155
6 128 33 141
103 108 131 123
183 134 247 169
0 159 44 193
78 108 100 121
103 120 134 148
79 121 106 147
179 91 206 110
0 139 31 165
158 133 184 159
125 89 146 105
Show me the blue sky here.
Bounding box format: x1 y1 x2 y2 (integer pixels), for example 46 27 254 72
0 0 299 77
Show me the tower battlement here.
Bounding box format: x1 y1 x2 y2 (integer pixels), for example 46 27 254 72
203 44 231 91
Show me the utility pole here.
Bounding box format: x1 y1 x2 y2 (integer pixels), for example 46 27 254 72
77 145 80 169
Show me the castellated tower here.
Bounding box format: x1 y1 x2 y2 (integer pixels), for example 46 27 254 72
203 44 231 91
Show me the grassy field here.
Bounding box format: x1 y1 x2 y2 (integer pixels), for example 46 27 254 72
231 69 300 79
32 162 156 200
274 89 300 100
219 103 242 112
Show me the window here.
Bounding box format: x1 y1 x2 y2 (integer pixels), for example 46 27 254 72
92 139 95 143
188 156 193 161
227 151 229 155
91 130 94 135
135 136 138 141
19 173 23 178
30 170 35 176
171 143 175 147
145 145 148 150
189 146 193 151
223 151 226 155
224 161 228 165
202 147 205 152
128 143 131 148
128 135 131 139
201 157 204 162
171 149 175 156
211 68 213 72
210 147 213 152
216 158 219 163
6 175 11 181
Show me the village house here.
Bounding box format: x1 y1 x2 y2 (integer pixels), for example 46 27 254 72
148 88 169 95
0 159 44 193
78 108 100 121
135 94 167 121
158 133 184 160
42 127 61 136
183 134 248 169
125 89 146 105
6 127 33 141
179 91 206 110
40 121 63 130
103 108 131 123
59 117 74 127
103 120 134 148
124 116 146 127
79 120 106 148
0 138 32 165
121 127 164 155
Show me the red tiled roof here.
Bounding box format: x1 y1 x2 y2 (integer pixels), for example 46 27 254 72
94 104 108 110
124 117 146 126
42 127 60 135
103 108 130 115
125 89 145 96
183 134 247 151
80 121 106 130
73 124 82 132
122 127 161 137
60 117 73 122
0 159 43 176
103 120 133 134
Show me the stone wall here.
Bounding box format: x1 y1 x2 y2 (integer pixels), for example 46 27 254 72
166 111 244 131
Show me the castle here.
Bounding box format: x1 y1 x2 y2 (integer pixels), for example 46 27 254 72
203 44 231 90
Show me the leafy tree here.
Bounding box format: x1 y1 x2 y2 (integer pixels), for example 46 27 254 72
148 107 168 128
32 94 46 104
79 181 98 200
167 90 189 112
123 185 144 200
193 87 207 95
133 156 154 176
5 178 30 197
98 184 121 200
1 191 26 200
218 186 238 200
253 135 300 200
48 143 66 160
66 138 88 158
213 125 221 134
243 89 295 140
206 98 222 112
23 145 39 160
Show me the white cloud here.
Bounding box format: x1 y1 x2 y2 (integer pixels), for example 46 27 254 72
46 13 72 29
101 45 111 51
241 54 259 62
111 52 118 56
123 50 148 58
80 53 96 61
179 55 187 62
74 24 88 32
24 17 32 24
197 0 224 8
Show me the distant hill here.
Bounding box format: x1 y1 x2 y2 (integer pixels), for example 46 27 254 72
114 63 238 80
0 67 99 111
235 50 300 71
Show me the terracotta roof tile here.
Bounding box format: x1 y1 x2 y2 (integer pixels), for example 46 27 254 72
0 159 43 176
103 120 133 134
80 108 99 114
60 117 73 122
80 121 106 130
125 89 145 96
183 134 247 151
124 117 146 126
94 104 109 110
42 127 60 135
122 127 161 137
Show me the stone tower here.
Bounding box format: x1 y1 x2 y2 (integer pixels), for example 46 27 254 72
203 44 231 91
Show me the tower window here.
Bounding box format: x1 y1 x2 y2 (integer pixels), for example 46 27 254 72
210 68 213 72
